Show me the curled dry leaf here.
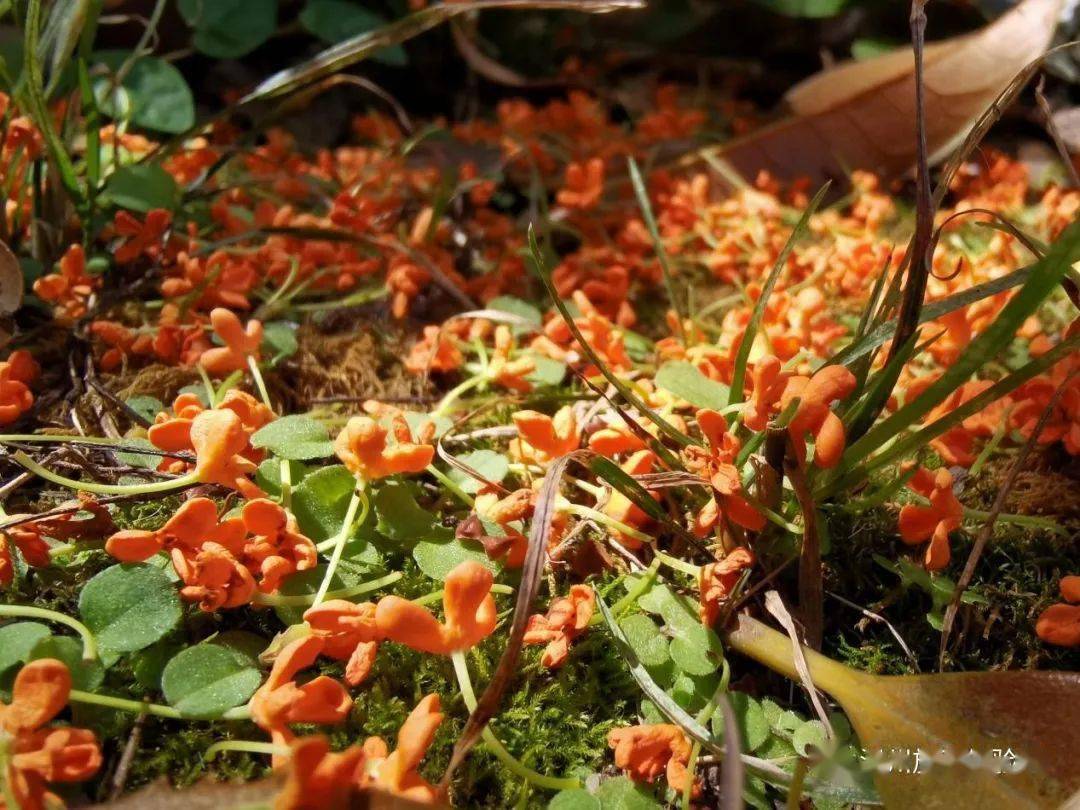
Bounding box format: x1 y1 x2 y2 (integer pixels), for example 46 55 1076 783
719 0 1062 184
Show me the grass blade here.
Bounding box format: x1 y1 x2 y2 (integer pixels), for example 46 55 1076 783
528 226 695 448
627 156 684 338
728 182 829 407
840 220 1080 466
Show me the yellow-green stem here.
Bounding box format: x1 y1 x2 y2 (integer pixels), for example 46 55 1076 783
0 604 97 660
451 652 580 791
14 452 199 495
254 570 402 607
312 482 368 607
247 356 273 412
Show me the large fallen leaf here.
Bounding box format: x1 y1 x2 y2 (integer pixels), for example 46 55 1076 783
718 0 1062 184
724 613 1080 809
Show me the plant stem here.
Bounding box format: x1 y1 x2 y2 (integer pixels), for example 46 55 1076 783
451 652 580 792
433 374 486 417
427 464 474 507
69 690 181 719
0 604 97 660
253 571 402 607
279 459 292 510
562 503 652 544
14 452 199 495
247 356 273 412
312 481 368 607
413 583 514 607
655 551 700 578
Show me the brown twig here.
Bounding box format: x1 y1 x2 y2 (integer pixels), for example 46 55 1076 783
785 449 822 650
1035 75 1080 189
938 367 1079 670
108 712 146 801
887 0 934 367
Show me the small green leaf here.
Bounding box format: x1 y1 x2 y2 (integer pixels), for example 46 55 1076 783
549 788 600 810
669 624 723 676
299 0 407 65
413 538 498 581
178 0 277 58
636 581 700 638
446 449 509 494
102 163 179 213
262 321 298 364
78 564 182 653
251 415 334 461
593 776 661 809
130 639 182 690
125 395 163 423
488 295 542 331
29 636 105 691
617 614 670 669
374 482 445 544
655 361 731 410
792 719 829 756
527 355 567 387
712 691 771 753
0 622 51 676
115 437 161 470
94 52 195 133
161 643 261 719
292 465 366 543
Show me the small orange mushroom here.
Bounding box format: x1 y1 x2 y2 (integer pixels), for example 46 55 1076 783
334 415 435 481
608 723 696 796
199 307 263 375
509 405 579 464
251 636 353 768
898 466 963 571
1035 575 1080 648
375 560 496 655
0 659 102 810
303 600 384 686
699 547 755 627
781 364 857 468
523 585 595 667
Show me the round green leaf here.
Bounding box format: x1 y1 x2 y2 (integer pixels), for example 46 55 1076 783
792 719 829 756
447 450 509 495
125 395 163 423
413 538 498 581
0 622 51 675
29 636 104 691
161 643 262 719
78 564 182 653
669 624 723 676
549 788 600 810
102 164 179 213
617 614 669 669
251 415 333 460
292 464 359 542
178 0 277 58
94 52 195 133
655 361 731 410
713 691 771 753
593 776 661 809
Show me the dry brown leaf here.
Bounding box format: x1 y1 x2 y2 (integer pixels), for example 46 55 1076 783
0 238 23 315
719 0 1062 184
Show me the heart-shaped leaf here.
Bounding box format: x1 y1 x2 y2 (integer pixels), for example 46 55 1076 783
0 622 51 676
413 538 498 581
161 643 262 719
446 449 509 495
251 415 334 461
655 361 731 410
78 564 182 653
